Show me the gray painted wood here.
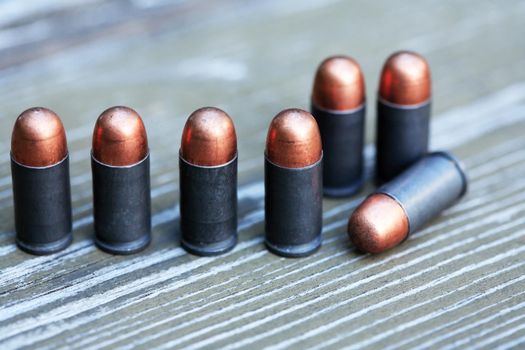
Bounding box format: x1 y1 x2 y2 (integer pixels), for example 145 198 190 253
0 1 524 349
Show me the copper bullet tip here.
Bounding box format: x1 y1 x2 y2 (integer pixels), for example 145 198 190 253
348 193 409 253
312 55 365 111
11 107 68 167
92 106 149 166
266 108 322 168
379 51 431 105
181 107 237 166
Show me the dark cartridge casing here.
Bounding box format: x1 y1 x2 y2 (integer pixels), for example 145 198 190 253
179 155 237 256
376 98 430 183
378 151 467 233
11 107 72 255
179 107 238 256
91 106 151 255
311 56 366 197
12 156 72 255
348 151 467 254
265 108 323 257
312 104 365 196
376 50 432 184
264 156 323 257
92 155 151 254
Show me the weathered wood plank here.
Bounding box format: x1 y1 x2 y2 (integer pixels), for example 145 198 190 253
0 0 524 349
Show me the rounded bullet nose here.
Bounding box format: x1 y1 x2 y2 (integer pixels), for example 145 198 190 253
11 107 68 167
266 108 322 168
348 194 409 253
180 107 237 166
312 55 365 111
92 106 148 166
379 51 431 105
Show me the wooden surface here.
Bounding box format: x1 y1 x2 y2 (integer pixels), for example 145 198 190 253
1 1 525 349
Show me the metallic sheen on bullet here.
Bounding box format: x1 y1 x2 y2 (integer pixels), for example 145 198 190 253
181 107 237 166
376 51 432 184
311 55 366 197
348 151 467 253
92 106 151 255
379 51 431 105
11 107 72 255
266 108 322 168
265 108 323 257
348 194 409 253
92 106 148 166
312 56 365 111
11 107 68 167
179 107 238 256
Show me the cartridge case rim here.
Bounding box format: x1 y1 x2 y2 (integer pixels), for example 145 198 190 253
181 234 237 257
431 151 469 197
95 233 151 255
16 231 72 255
265 234 322 258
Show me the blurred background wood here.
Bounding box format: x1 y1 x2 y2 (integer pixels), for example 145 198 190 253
0 0 524 349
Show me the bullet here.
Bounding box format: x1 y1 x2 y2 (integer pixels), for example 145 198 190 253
265 108 323 257
179 107 238 256
11 107 72 255
311 55 366 197
91 106 151 255
376 51 431 184
348 151 467 253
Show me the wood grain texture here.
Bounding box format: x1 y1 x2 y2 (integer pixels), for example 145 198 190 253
0 0 524 349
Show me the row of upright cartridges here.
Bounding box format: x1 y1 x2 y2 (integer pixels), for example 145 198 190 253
10 50 466 258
